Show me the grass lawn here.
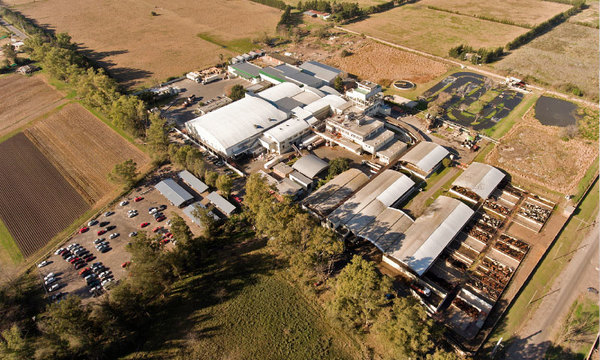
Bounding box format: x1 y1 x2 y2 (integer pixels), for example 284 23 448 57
467 89 500 115
423 169 463 208
573 157 599 203
125 237 363 359
482 93 538 139
473 141 495 163
196 33 256 54
0 218 23 265
423 165 452 191
488 180 599 347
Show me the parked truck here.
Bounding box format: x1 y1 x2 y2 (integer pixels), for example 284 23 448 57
202 74 221 85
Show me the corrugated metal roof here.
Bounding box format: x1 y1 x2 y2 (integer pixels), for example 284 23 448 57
299 61 342 83
303 168 369 215
400 142 449 175
376 175 415 206
356 207 413 253
317 85 341 96
230 62 261 78
183 202 219 225
289 171 313 188
206 191 236 215
292 154 329 179
257 82 304 102
155 179 194 207
178 170 208 194
303 95 351 115
264 118 310 144
388 196 474 276
452 162 505 199
276 177 303 196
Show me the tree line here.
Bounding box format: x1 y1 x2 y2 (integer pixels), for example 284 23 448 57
249 0 287 10
297 0 398 22
448 44 504 64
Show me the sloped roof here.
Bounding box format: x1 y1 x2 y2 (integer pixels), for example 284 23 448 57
303 168 369 216
303 95 351 114
178 170 208 194
230 62 261 78
388 196 474 276
155 179 194 207
186 96 288 153
277 177 303 196
257 82 304 102
400 142 449 175
452 162 505 199
299 61 342 83
207 191 236 215
263 117 311 143
292 154 329 179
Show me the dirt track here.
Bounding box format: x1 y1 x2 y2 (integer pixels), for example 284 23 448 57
0 134 89 257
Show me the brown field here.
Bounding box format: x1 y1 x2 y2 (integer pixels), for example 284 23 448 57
8 0 282 88
0 133 89 257
487 109 598 195
325 41 449 84
0 74 64 138
494 22 599 100
568 0 599 28
24 103 151 204
420 0 570 27
345 4 527 56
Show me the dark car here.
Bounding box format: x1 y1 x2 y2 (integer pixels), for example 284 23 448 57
100 247 111 253
74 262 86 270
105 225 116 231
156 215 166 222
158 205 167 211
99 221 110 227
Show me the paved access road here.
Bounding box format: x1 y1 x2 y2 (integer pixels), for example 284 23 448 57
502 215 599 359
0 17 28 40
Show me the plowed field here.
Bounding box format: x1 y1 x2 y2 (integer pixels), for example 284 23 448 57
0 75 64 138
0 134 89 257
25 103 150 204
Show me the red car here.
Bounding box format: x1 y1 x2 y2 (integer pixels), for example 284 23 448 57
161 238 170 244
164 232 173 238
97 229 107 236
79 267 90 275
232 195 242 204
79 227 89 234
69 257 80 264
140 222 150 228
156 215 166 222
134 196 143 202
84 255 95 262
152 226 162 233
121 261 131 268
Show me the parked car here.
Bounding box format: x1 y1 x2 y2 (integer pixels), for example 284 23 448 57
148 207 157 214
100 247 111 253
94 238 105 245
121 261 131 268
99 221 109 227
48 284 60 292
158 205 167 211
109 233 119 239
156 215 166 222
78 227 89 234
88 219 98 226
79 267 91 275
54 248 65 255
44 273 55 280
45 277 57 286
129 231 138 237
37 260 49 268
84 255 96 262
105 225 116 231
97 229 107 236
134 196 143 202
140 222 150 228
74 262 86 270
120 200 129 206
152 226 162 233
104 211 114 217
232 195 243 204
128 212 138 218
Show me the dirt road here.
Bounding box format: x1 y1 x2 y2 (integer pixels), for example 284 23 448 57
501 215 599 359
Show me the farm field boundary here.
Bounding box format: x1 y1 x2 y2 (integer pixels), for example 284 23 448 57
0 218 22 265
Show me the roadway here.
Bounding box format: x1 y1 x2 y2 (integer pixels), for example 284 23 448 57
501 214 599 359
0 17 29 40
334 26 598 109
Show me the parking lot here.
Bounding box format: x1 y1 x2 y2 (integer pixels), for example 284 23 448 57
36 178 205 304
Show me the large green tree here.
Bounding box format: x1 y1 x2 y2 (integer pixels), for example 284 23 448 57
228 84 246 101
331 255 392 328
216 174 233 197
108 159 138 188
0 324 34 360
146 114 169 158
327 157 350 179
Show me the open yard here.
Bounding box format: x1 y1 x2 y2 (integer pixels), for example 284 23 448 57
345 4 527 57
326 40 449 84
24 103 151 204
6 0 282 88
420 0 570 27
0 74 64 140
568 0 599 28
0 133 89 258
494 22 599 100
487 109 598 195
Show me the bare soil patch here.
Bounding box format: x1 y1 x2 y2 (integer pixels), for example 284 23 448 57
345 4 527 56
0 74 64 138
420 0 570 27
494 22 599 100
487 109 598 195
8 0 282 88
0 133 89 257
24 103 151 204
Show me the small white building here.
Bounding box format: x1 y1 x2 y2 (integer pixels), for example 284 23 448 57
399 142 450 179
345 80 389 116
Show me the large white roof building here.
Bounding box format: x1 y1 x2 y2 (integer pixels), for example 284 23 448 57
399 141 450 179
452 162 505 200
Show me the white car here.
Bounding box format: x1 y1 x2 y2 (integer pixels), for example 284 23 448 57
109 233 119 239
45 277 57 286
88 219 98 226
104 211 114 217
44 272 55 280
54 248 65 255
37 260 49 268
148 207 158 214
120 200 129 206
129 232 137 237
48 283 60 292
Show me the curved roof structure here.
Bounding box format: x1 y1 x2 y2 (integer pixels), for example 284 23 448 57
186 96 288 155
388 196 474 276
292 154 329 179
452 162 505 200
400 142 449 176
257 82 304 102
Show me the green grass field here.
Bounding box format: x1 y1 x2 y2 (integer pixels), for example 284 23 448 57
488 180 599 349
0 218 23 265
196 33 256 54
423 169 463 208
482 93 538 139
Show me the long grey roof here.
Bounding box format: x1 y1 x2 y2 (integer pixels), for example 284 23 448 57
292 154 329 179
207 191 236 215
178 170 208 194
452 162 505 199
356 208 414 253
400 142 449 175
388 196 474 276
299 61 342 83
155 179 194 207
303 168 369 215
230 62 261 78
183 202 219 225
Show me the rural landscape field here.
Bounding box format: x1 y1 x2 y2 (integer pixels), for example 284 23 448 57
345 4 528 56
25 103 150 204
0 133 90 257
4 0 282 88
494 22 599 100
0 74 64 139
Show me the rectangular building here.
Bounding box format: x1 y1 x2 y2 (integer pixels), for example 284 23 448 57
178 170 209 195
206 191 236 216
399 141 450 179
155 179 194 208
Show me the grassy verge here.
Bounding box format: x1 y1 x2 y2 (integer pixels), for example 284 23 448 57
488 180 599 345
573 156 598 203
0 218 23 265
197 32 255 54
482 93 538 139
383 67 460 100
473 142 495 163
424 169 463 208
423 165 452 191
